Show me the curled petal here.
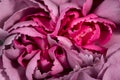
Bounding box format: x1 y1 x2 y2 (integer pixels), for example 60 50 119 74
82 0 93 15
10 27 46 38
26 51 40 80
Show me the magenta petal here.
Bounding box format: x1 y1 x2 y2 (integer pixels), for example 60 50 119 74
83 44 106 52
94 0 120 24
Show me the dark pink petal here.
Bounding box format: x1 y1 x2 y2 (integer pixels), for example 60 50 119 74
94 0 120 24
83 44 106 52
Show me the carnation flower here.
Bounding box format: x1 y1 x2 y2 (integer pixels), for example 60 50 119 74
0 0 120 80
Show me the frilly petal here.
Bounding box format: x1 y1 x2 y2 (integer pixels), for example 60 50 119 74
0 0 37 28
94 0 120 24
26 51 41 80
3 7 41 31
32 0 58 22
10 26 45 38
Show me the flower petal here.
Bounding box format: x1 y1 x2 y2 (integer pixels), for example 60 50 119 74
94 0 120 24
103 64 120 80
2 53 26 80
82 0 93 15
26 51 40 80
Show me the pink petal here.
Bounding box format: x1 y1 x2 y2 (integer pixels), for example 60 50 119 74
3 7 41 30
82 0 93 15
94 0 120 24
51 0 69 5
71 0 86 7
48 46 64 75
7 21 38 32
26 51 40 80
0 0 34 28
2 54 23 80
65 47 82 69
35 0 58 22
104 33 120 48
0 0 15 23
10 27 45 38
51 58 63 75
4 48 21 60
103 64 120 80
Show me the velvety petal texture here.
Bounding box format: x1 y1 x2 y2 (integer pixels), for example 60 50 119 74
0 0 119 80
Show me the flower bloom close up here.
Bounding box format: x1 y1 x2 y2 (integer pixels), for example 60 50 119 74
0 0 120 80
